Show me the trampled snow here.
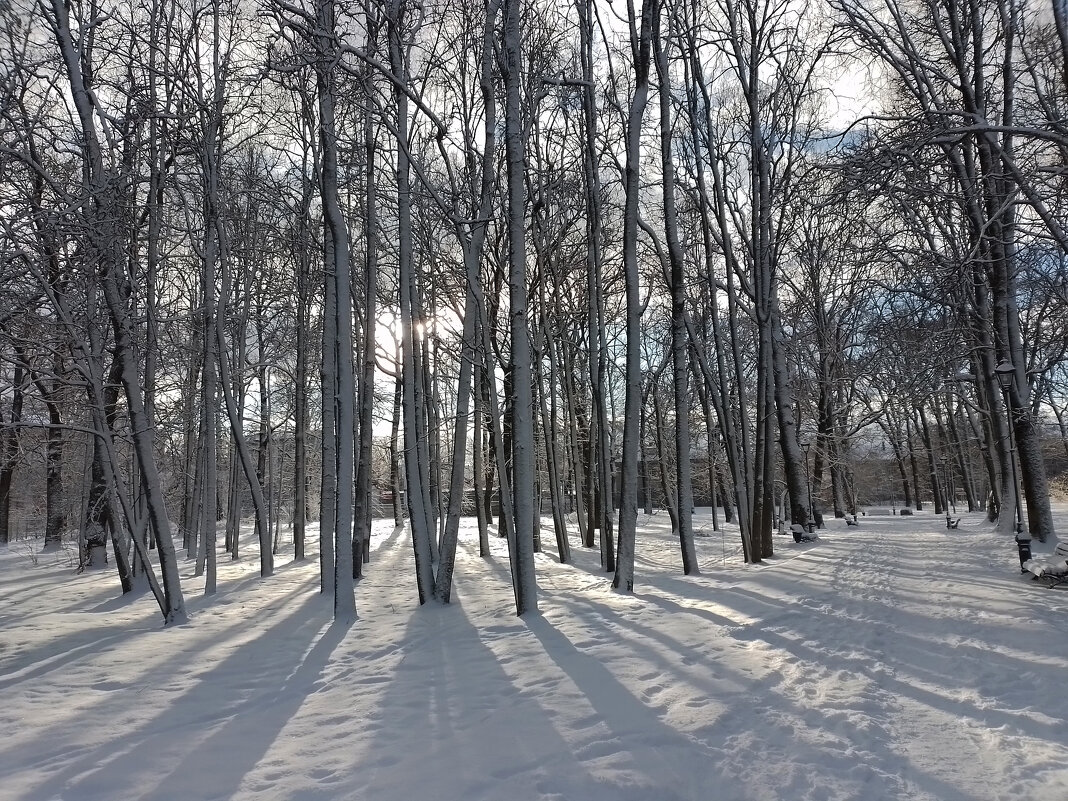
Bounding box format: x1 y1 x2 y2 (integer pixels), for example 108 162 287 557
2 508 1068 800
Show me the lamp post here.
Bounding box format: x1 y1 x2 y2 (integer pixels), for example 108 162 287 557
948 461 957 516
709 430 720 532
995 360 1031 569
939 455 951 529
801 440 814 534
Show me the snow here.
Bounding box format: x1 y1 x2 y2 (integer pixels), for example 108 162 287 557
3 508 1068 801
1023 542 1068 579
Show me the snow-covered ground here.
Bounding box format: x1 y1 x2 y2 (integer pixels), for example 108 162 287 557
3 508 1068 801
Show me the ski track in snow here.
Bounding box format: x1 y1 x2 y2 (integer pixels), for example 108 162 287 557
2 509 1068 801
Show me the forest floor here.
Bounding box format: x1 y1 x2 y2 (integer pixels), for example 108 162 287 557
2 506 1068 801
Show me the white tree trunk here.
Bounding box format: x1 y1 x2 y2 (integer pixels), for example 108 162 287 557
317 0 356 620
47 0 186 623
388 0 436 604
614 0 656 593
653 14 698 574
502 0 538 615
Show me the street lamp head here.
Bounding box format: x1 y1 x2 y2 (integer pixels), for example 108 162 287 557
801 440 811 453
995 360 1015 390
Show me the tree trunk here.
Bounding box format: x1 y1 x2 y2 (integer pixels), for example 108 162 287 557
293 176 312 562
653 13 698 574
216 291 273 577
0 363 23 545
389 0 436 605
502 0 537 614
771 306 812 535
320 233 338 593
317 0 356 619
473 361 489 556
389 373 404 526
31 369 66 550
613 0 656 594
353 33 380 573
434 289 478 602
578 0 613 568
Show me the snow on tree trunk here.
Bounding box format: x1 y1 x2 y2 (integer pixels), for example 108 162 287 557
47 0 186 624
317 0 356 620
354 40 380 574
435 290 478 603
502 0 538 614
389 0 436 605
614 0 656 594
653 14 698 574
771 305 812 536
577 0 613 567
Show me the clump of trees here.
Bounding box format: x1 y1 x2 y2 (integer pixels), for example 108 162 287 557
1 0 1065 623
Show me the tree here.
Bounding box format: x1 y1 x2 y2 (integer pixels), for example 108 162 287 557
613 0 656 593
42 0 187 623
501 0 538 613
652 2 698 574
833 0 1057 541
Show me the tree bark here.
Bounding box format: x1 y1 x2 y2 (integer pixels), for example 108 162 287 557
317 0 356 619
502 0 538 613
613 0 656 593
652 11 698 574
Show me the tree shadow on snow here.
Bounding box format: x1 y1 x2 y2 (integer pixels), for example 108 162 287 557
139 609 350 801
344 598 618 801
525 614 749 801
23 592 345 801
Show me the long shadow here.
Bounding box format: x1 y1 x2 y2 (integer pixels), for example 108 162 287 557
756 617 1065 735
525 615 749 800
86 587 154 615
180 549 318 608
560 593 750 695
0 608 161 691
643 581 1068 740
137 615 350 801
721 571 1068 695
0 576 316 702
344 599 615 801
645 575 1068 736
0 566 134 624
16 592 338 801
369 522 408 557
720 621 1062 800
0 573 109 609
355 522 408 578
560 589 1005 801
0 573 80 598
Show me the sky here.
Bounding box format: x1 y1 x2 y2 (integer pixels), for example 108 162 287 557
2 506 1067 801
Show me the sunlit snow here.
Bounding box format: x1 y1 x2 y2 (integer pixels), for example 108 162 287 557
2 508 1067 800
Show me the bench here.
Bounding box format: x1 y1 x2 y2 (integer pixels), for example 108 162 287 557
845 515 859 527
1024 542 1068 588
791 524 818 543
947 517 961 529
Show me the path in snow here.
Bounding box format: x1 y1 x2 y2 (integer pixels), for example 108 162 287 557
2 509 1068 801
